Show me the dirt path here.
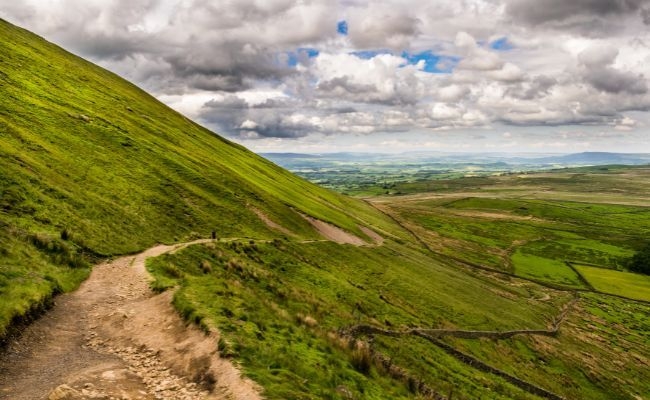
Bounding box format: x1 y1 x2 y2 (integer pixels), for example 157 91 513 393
0 240 262 400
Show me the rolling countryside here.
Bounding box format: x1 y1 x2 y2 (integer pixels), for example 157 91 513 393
1 16 649 400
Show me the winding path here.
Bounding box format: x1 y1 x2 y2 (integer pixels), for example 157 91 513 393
0 240 262 400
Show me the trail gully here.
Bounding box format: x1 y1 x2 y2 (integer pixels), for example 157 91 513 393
0 239 261 400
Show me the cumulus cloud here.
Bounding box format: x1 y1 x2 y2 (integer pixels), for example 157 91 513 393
2 0 337 92
1 0 649 152
345 3 420 50
578 45 647 94
506 0 650 35
311 52 426 105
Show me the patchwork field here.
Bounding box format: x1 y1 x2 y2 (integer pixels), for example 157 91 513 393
374 168 650 292
511 251 584 288
574 264 650 302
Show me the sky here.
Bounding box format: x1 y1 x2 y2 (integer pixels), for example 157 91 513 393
2 0 650 154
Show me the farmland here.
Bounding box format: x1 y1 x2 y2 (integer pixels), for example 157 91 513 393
574 264 650 302
149 166 650 399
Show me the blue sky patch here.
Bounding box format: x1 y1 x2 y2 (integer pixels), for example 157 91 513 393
490 37 514 51
337 20 348 35
286 47 320 67
402 51 459 73
349 49 459 73
351 49 393 60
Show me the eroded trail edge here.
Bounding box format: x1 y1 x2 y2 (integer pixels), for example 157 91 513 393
0 240 262 400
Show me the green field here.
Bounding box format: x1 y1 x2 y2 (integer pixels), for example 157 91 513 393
511 251 584 287
575 264 650 302
380 190 649 286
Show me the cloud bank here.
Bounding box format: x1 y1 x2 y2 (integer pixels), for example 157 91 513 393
2 0 649 152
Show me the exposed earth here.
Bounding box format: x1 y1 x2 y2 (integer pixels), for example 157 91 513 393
0 240 261 400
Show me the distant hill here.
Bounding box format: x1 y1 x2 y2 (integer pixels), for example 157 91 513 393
262 151 650 166
530 152 650 165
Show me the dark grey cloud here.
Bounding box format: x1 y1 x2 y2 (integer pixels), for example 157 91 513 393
317 77 383 100
508 0 645 24
1 0 336 93
579 46 647 94
163 45 293 92
200 96 314 138
642 7 650 23
506 0 650 34
497 111 611 127
347 9 420 50
584 68 647 94
507 75 557 100
204 95 249 109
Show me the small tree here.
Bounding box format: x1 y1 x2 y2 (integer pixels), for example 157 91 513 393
629 244 650 275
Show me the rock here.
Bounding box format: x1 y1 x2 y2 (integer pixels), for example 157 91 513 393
101 370 117 380
48 384 82 400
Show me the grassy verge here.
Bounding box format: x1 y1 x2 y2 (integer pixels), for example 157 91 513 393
0 224 90 341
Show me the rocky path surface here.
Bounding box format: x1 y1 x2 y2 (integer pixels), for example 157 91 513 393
0 240 262 400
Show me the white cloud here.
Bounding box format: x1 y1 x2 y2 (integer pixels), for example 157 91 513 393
240 119 259 130
1 0 649 152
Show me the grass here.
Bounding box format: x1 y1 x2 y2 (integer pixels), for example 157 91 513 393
381 189 647 282
148 233 650 399
521 239 633 269
340 169 650 398
148 240 568 399
0 225 90 339
3 16 650 400
440 293 650 400
511 250 584 288
0 18 406 339
574 265 650 302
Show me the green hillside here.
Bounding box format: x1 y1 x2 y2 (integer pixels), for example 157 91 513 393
2 18 649 400
0 18 404 339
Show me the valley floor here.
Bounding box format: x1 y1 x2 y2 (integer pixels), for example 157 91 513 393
0 240 259 400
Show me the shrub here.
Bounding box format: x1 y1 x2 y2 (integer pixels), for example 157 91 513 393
60 228 71 241
28 233 88 269
629 244 650 275
199 260 212 274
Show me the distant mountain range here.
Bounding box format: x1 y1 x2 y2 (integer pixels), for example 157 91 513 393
262 151 650 167
528 152 650 165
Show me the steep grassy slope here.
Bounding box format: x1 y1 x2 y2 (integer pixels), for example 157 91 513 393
0 18 404 339
149 240 571 399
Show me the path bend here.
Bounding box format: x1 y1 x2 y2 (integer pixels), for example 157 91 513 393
0 239 262 400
